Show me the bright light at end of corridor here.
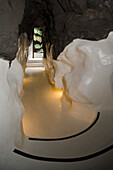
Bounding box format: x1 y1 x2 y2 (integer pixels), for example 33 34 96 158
25 67 45 73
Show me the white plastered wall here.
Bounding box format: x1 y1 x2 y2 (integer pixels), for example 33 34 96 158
45 32 113 112
0 58 24 164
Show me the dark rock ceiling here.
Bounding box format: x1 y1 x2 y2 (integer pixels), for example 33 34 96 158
20 0 113 59
1 0 113 61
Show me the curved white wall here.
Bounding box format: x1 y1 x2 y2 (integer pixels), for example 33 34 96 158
48 32 113 111
0 58 24 163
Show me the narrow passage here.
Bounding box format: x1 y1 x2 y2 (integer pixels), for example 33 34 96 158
22 67 97 138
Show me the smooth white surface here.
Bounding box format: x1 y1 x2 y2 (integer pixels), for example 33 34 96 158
0 58 24 163
34 52 43 58
23 110 113 158
53 32 113 111
0 67 113 170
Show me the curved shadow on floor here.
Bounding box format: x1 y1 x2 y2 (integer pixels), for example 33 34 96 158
28 112 100 141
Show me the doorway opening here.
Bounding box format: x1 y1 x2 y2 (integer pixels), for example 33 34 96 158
33 27 43 58
27 27 44 67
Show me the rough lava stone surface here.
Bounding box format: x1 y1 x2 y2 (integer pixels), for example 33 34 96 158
20 0 113 59
1 0 113 60
0 0 25 61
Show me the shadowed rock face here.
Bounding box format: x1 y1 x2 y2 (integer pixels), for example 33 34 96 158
1 0 113 61
0 0 25 61
20 0 113 59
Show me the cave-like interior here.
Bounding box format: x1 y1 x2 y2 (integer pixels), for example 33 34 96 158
0 0 113 169
1 0 113 61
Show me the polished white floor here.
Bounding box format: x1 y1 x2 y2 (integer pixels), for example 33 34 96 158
2 67 113 170
22 67 97 139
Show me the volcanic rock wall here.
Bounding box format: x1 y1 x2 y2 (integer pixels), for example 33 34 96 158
1 0 113 61
20 0 113 59
0 0 25 61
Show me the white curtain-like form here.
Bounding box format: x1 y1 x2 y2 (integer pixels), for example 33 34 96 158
0 58 24 164
50 32 113 111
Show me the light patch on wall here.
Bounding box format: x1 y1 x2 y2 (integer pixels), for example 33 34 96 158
52 87 63 99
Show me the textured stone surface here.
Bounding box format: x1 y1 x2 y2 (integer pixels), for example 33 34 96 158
1 0 113 60
20 0 113 59
0 0 25 61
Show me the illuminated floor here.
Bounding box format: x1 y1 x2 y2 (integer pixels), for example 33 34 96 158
3 67 113 170
22 67 97 139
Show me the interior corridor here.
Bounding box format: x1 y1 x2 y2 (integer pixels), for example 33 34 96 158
4 66 113 170
22 67 97 139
